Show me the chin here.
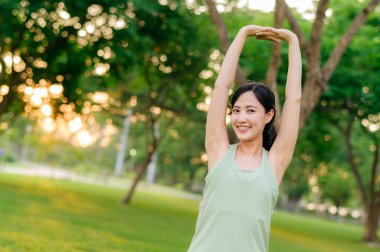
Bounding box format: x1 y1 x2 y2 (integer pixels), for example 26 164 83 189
234 132 254 141
238 136 255 142
233 130 259 142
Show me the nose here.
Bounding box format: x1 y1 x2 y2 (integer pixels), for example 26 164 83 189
236 112 248 123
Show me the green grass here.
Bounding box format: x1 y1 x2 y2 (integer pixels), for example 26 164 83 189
0 173 378 252
270 212 379 252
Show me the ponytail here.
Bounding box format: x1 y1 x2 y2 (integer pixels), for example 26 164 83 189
263 117 277 151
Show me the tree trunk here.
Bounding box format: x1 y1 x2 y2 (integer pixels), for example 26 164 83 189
169 169 179 187
122 150 154 204
146 149 158 185
289 198 301 213
343 116 369 207
299 77 326 129
122 112 160 204
146 121 160 184
114 109 132 176
186 169 196 191
363 201 380 242
332 115 379 242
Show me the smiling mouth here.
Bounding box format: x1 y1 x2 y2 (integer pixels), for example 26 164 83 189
236 126 251 132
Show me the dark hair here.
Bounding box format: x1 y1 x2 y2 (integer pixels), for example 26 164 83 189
231 82 277 151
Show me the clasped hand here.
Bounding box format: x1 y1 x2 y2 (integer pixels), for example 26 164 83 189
240 25 298 43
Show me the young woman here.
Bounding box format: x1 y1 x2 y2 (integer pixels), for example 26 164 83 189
187 25 301 252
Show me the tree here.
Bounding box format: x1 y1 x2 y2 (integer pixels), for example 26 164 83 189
318 7 379 239
203 0 380 242
0 0 137 121
120 0 214 204
281 0 379 128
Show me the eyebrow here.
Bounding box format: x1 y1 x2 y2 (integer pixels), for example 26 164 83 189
233 105 258 109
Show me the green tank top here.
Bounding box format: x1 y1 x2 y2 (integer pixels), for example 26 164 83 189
187 144 279 252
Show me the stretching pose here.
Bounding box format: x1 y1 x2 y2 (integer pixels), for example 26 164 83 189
187 25 302 252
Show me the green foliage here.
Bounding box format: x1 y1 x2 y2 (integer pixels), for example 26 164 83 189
318 167 354 208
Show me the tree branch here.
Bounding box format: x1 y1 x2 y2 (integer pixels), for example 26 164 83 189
265 0 285 126
323 109 344 132
158 116 177 144
322 0 380 81
309 0 330 64
344 115 369 207
204 0 247 86
280 0 309 54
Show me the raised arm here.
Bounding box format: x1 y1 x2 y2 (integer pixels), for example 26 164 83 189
257 28 302 184
205 25 265 171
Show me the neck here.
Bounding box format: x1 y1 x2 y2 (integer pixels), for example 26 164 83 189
237 138 263 157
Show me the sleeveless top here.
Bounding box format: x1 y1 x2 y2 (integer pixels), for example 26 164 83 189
187 144 279 252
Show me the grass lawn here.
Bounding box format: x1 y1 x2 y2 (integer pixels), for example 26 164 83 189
0 173 378 252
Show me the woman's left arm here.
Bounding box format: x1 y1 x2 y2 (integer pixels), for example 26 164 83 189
257 28 302 184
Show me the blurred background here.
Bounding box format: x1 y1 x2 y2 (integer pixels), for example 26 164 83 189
0 0 379 251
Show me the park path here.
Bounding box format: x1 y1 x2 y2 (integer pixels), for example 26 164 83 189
0 162 202 201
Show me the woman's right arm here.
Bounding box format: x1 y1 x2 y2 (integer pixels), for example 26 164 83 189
205 25 263 171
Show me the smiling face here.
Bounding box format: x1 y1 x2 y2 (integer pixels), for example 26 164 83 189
231 91 274 142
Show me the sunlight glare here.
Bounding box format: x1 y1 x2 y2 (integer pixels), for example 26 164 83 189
244 0 314 13
49 84 64 97
69 117 82 133
34 87 48 98
94 63 110 76
41 104 52 116
92 91 109 104
3 52 13 68
41 117 56 133
58 10 71 20
369 123 379 132
30 95 42 107
75 130 95 147
24 86 33 96
85 23 95 34
0 85 9 96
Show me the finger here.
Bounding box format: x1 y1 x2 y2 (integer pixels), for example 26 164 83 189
267 36 281 42
255 33 276 39
259 27 274 32
257 33 281 42
262 27 277 33
255 32 272 37
256 30 277 36
256 35 281 42
256 36 274 41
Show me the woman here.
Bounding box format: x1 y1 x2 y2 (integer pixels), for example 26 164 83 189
187 25 301 252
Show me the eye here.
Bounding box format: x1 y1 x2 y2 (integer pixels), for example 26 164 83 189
247 109 255 113
232 108 239 113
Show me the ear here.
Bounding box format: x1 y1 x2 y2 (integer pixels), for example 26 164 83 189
265 109 274 124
